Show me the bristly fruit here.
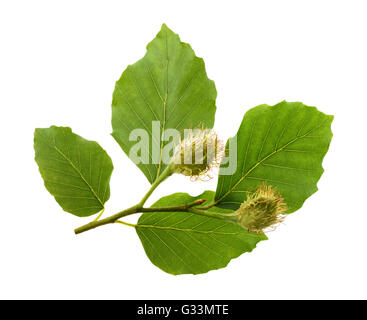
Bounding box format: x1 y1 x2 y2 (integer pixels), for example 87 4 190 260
169 129 225 180
235 184 287 233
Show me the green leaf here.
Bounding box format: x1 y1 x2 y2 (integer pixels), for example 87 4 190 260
136 191 266 275
34 126 113 217
216 101 333 212
111 24 217 184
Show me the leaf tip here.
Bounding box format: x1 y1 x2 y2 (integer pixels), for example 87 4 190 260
160 23 171 33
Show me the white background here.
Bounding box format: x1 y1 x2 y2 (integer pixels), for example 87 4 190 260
1 0 366 299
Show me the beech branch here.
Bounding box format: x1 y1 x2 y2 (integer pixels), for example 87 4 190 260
74 199 206 235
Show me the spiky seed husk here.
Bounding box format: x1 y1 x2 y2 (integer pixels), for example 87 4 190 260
170 129 224 180
236 184 287 233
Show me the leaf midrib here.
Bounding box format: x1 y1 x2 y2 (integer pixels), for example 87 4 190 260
155 27 169 181
136 223 256 236
53 145 104 208
38 133 104 208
